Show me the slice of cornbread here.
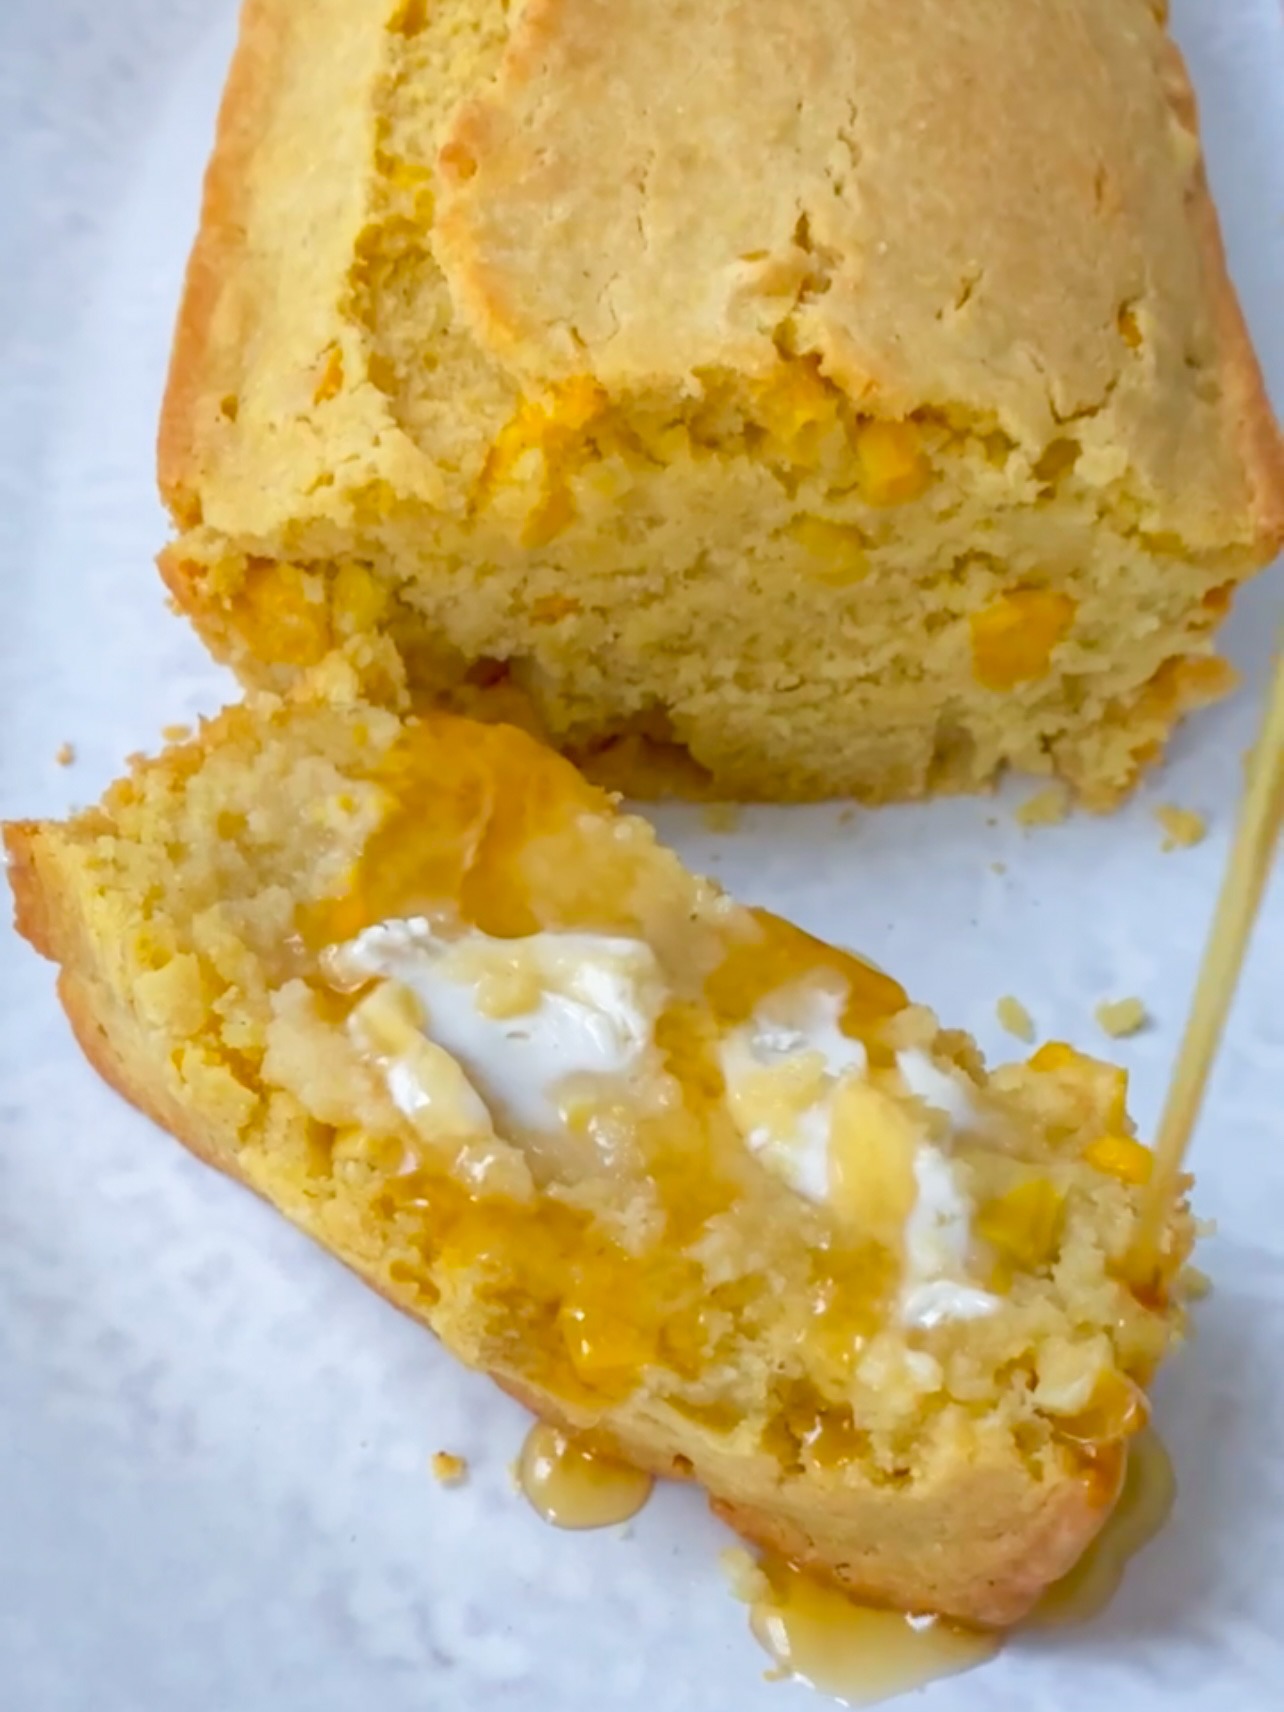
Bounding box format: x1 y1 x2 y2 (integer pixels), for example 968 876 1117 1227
6 667 1194 1623
159 0 1283 806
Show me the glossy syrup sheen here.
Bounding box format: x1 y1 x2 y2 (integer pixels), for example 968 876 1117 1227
740 1433 1173 1704
749 1557 999 1706
1030 1428 1175 1627
517 1422 654 1529
309 715 909 1412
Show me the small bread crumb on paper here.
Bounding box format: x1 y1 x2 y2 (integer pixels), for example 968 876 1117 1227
162 723 193 743
701 803 742 835
990 860 1007 876
996 995 1036 1042
1016 785 1070 829
1155 804 1207 851
1095 997 1148 1038
1182 1265 1213 1302
431 1451 469 1486
719 1546 770 1604
838 805 858 827
55 742 75 767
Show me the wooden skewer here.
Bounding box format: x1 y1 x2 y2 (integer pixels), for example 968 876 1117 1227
1130 643 1284 1281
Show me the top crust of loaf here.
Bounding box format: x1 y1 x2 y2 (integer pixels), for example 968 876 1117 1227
160 0 1283 552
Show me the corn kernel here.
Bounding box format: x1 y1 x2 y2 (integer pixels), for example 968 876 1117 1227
233 562 331 668
976 1178 1064 1270
754 365 842 459
1083 1133 1153 1185
1029 1040 1129 1131
313 343 345 404
528 593 582 624
970 588 1076 691
854 420 930 505
786 516 869 584
828 1081 920 1244
521 485 577 548
550 375 609 433
331 561 387 635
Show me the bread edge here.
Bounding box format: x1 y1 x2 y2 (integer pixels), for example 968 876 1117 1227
157 0 288 527
1163 37 1284 553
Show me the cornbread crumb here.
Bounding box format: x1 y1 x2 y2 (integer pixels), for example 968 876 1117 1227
719 1546 771 1605
990 861 1008 876
431 1451 469 1486
838 806 858 827
54 743 75 767
1182 1265 1213 1302
1095 998 1148 1039
1016 786 1071 829
1155 804 1207 850
701 803 742 835
162 723 193 743
996 996 1036 1042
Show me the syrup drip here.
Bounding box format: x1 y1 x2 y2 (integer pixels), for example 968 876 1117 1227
748 1558 998 1706
1029 1429 1175 1627
744 1433 1174 1703
518 1422 654 1529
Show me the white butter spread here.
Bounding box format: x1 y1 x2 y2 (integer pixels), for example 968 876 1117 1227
721 992 997 1328
328 918 664 1133
719 987 867 1202
899 1145 1000 1330
895 1047 978 1132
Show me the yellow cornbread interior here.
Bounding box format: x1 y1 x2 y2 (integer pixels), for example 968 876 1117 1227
36 687 1193 1488
161 0 1271 809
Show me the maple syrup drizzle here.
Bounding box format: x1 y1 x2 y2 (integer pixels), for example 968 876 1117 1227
1029 1429 1175 1627
748 1559 998 1706
517 1422 654 1529
1131 646 1284 1281
743 1432 1173 1704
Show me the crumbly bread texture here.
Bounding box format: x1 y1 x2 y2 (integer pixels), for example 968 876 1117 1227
158 0 1283 807
5 669 1194 1623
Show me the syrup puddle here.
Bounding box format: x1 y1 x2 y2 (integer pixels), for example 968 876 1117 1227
745 1430 1174 1703
1029 1428 1175 1627
517 1422 654 1529
515 1419 1173 1703
748 1558 998 1706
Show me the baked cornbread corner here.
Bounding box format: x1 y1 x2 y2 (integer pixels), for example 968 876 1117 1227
6 670 1196 1625
157 0 1283 809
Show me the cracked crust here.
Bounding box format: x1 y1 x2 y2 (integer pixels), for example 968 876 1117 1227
163 0 1284 551
433 0 1282 537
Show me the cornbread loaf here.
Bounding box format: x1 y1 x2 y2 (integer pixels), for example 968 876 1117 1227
5 667 1195 1623
158 0 1283 806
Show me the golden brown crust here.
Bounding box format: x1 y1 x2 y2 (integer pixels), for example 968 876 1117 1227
493 1373 1115 1625
157 0 290 527
1164 41 1284 548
